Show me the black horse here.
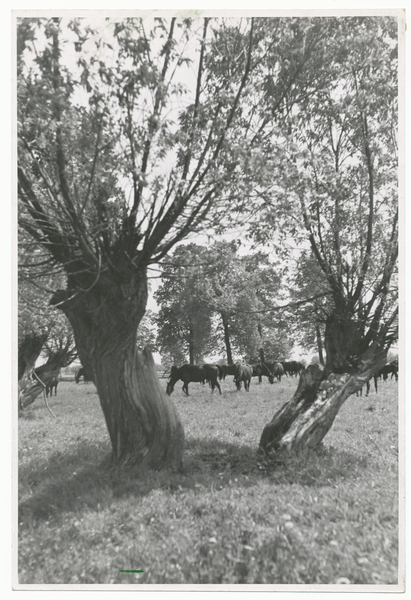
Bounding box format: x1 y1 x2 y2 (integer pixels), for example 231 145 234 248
251 363 274 384
203 363 224 381
220 364 238 380
46 374 60 397
281 361 305 377
357 361 399 396
234 363 253 391
166 364 222 396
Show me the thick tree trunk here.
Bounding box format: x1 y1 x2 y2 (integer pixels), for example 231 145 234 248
51 271 184 470
95 345 184 469
259 342 387 455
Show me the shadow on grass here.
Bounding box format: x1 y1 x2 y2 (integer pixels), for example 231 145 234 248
19 435 369 527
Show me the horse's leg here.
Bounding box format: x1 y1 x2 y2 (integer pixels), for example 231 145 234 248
183 382 189 396
215 379 221 394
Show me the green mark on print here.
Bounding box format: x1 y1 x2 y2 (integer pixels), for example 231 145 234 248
119 569 144 573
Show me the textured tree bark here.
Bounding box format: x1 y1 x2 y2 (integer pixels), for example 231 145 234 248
259 342 387 455
51 270 185 470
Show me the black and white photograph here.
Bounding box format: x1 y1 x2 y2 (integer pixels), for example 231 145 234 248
13 4 404 592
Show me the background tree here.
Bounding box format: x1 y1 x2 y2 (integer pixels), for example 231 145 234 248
136 310 158 353
286 251 332 365
154 245 215 365
196 241 284 363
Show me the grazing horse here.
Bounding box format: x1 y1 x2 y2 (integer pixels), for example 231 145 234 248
251 363 274 384
281 361 305 377
234 363 253 391
220 364 238 380
166 364 221 396
46 374 60 397
270 362 285 382
357 361 398 396
203 364 224 381
378 362 398 382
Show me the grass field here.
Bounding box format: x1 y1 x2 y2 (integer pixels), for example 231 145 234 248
17 374 400 586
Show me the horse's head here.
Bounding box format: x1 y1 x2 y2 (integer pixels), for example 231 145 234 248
166 366 179 395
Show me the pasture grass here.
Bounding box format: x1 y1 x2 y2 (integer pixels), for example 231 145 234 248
17 376 399 586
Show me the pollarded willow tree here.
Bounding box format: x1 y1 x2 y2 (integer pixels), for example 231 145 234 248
18 15 335 469
249 16 400 454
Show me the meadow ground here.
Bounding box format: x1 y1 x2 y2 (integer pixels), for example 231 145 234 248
17 374 400 586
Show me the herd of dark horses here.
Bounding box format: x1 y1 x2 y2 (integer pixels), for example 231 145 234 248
357 360 398 397
38 358 398 400
166 359 399 398
165 360 305 396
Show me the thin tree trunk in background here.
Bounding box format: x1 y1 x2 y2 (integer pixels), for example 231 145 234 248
222 314 233 365
189 325 195 365
315 324 325 366
259 347 265 363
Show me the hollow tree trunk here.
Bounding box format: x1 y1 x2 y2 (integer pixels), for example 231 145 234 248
51 270 184 471
259 341 388 455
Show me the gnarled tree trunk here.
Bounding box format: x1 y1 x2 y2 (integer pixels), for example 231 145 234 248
259 324 388 455
18 332 49 410
52 270 184 471
19 361 61 410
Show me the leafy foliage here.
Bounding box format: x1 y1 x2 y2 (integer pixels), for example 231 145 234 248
155 241 292 364
154 245 215 365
